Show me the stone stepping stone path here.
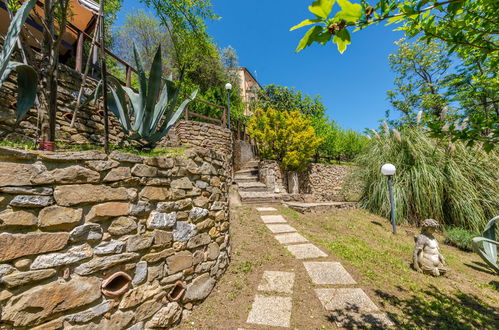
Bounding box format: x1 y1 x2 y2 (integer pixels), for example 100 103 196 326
304 262 357 285
246 271 295 328
266 224 297 234
286 243 328 259
260 214 288 224
246 206 393 328
258 271 295 294
274 232 308 244
246 295 293 328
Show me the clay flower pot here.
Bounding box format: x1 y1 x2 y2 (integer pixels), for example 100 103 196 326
167 281 186 302
39 140 55 151
101 271 132 297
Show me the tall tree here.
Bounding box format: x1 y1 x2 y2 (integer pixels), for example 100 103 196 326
386 39 451 126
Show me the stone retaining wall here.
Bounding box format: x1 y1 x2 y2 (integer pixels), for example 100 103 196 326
258 160 287 193
0 146 230 329
298 163 353 201
0 61 125 145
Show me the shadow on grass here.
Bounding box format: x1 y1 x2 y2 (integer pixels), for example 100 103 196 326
325 303 391 329
371 221 384 227
464 261 497 276
373 285 497 329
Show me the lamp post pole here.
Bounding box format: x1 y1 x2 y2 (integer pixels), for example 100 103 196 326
387 175 396 234
381 163 397 235
225 83 232 129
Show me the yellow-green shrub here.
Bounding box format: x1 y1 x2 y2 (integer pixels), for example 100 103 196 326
248 108 322 171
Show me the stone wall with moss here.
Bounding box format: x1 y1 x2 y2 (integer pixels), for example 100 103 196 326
0 146 230 329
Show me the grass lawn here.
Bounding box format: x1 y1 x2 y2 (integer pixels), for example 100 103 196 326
279 207 498 329
179 206 497 329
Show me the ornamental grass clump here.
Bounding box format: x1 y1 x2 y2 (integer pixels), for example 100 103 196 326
355 127 498 233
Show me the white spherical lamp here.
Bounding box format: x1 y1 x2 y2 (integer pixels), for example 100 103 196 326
381 163 396 176
225 83 232 90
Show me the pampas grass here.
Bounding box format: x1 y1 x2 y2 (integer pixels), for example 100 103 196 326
354 127 499 232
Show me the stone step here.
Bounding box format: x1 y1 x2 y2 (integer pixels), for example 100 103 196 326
234 175 259 183
237 182 269 192
239 191 287 206
235 168 259 176
283 201 357 213
242 161 259 169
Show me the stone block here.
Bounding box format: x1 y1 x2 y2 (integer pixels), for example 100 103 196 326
51 166 100 184
133 261 148 286
74 253 139 276
183 273 216 302
206 242 220 261
0 186 53 195
0 232 69 262
274 232 308 245
257 271 295 294
126 234 154 252
85 202 130 222
189 207 209 222
109 151 143 163
30 244 93 269
141 248 175 263
131 164 158 177
1 269 57 288
0 209 37 227
139 186 170 201
314 288 380 313
187 233 211 249
118 282 161 309
9 195 54 208
85 160 119 172
145 302 181 328
94 240 126 255
54 184 129 206
38 206 82 229
1 276 101 326
303 262 356 285
171 177 193 190
146 211 176 230
166 251 193 274
265 224 297 234
173 221 197 242
108 217 137 236
285 244 328 259
104 167 132 182
70 223 103 242
0 162 40 187
246 295 292 328
153 230 173 248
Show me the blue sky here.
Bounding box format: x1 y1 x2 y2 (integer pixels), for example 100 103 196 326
115 0 405 132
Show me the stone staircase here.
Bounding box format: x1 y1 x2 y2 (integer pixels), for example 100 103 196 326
234 161 285 206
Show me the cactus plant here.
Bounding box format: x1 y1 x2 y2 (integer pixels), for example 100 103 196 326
107 43 197 147
0 0 38 120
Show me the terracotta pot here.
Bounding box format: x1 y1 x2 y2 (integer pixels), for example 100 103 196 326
101 271 132 297
39 141 55 151
167 281 186 302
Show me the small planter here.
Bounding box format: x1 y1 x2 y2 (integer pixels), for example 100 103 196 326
167 281 186 302
287 171 299 194
101 271 132 297
62 112 73 122
39 140 55 151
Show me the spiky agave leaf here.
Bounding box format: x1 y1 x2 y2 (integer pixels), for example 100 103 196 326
147 89 198 145
0 0 38 120
106 76 132 132
131 42 147 126
141 45 163 137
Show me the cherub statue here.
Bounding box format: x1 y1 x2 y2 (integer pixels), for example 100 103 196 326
413 219 447 276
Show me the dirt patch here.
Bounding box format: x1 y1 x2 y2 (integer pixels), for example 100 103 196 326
176 206 336 329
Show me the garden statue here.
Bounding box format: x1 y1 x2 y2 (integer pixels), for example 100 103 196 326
413 219 448 276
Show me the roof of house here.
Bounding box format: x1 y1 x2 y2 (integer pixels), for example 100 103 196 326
239 67 263 90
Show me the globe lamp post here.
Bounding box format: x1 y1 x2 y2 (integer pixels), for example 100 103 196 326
381 163 397 234
225 83 232 129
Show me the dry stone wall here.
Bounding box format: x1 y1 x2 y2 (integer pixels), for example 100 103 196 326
258 160 287 193
0 146 230 329
298 163 353 201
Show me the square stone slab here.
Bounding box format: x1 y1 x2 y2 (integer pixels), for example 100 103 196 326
274 232 309 245
258 271 295 294
315 288 379 313
286 244 327 259
266 224 297 234
330 312 394 328
247 295 292 328
256 207 278 212
261 215 287 224
303 262 356 285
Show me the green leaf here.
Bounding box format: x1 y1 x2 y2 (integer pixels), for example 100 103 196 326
0 0 37 86
334 0 362 23
290 19 321 31
296 26 323 52
333 28 351 54
142 45 163 136
308 0 335 18
9 62 38 121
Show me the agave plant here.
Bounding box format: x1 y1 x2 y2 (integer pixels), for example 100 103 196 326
107 43 197 147
0 0 38 120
